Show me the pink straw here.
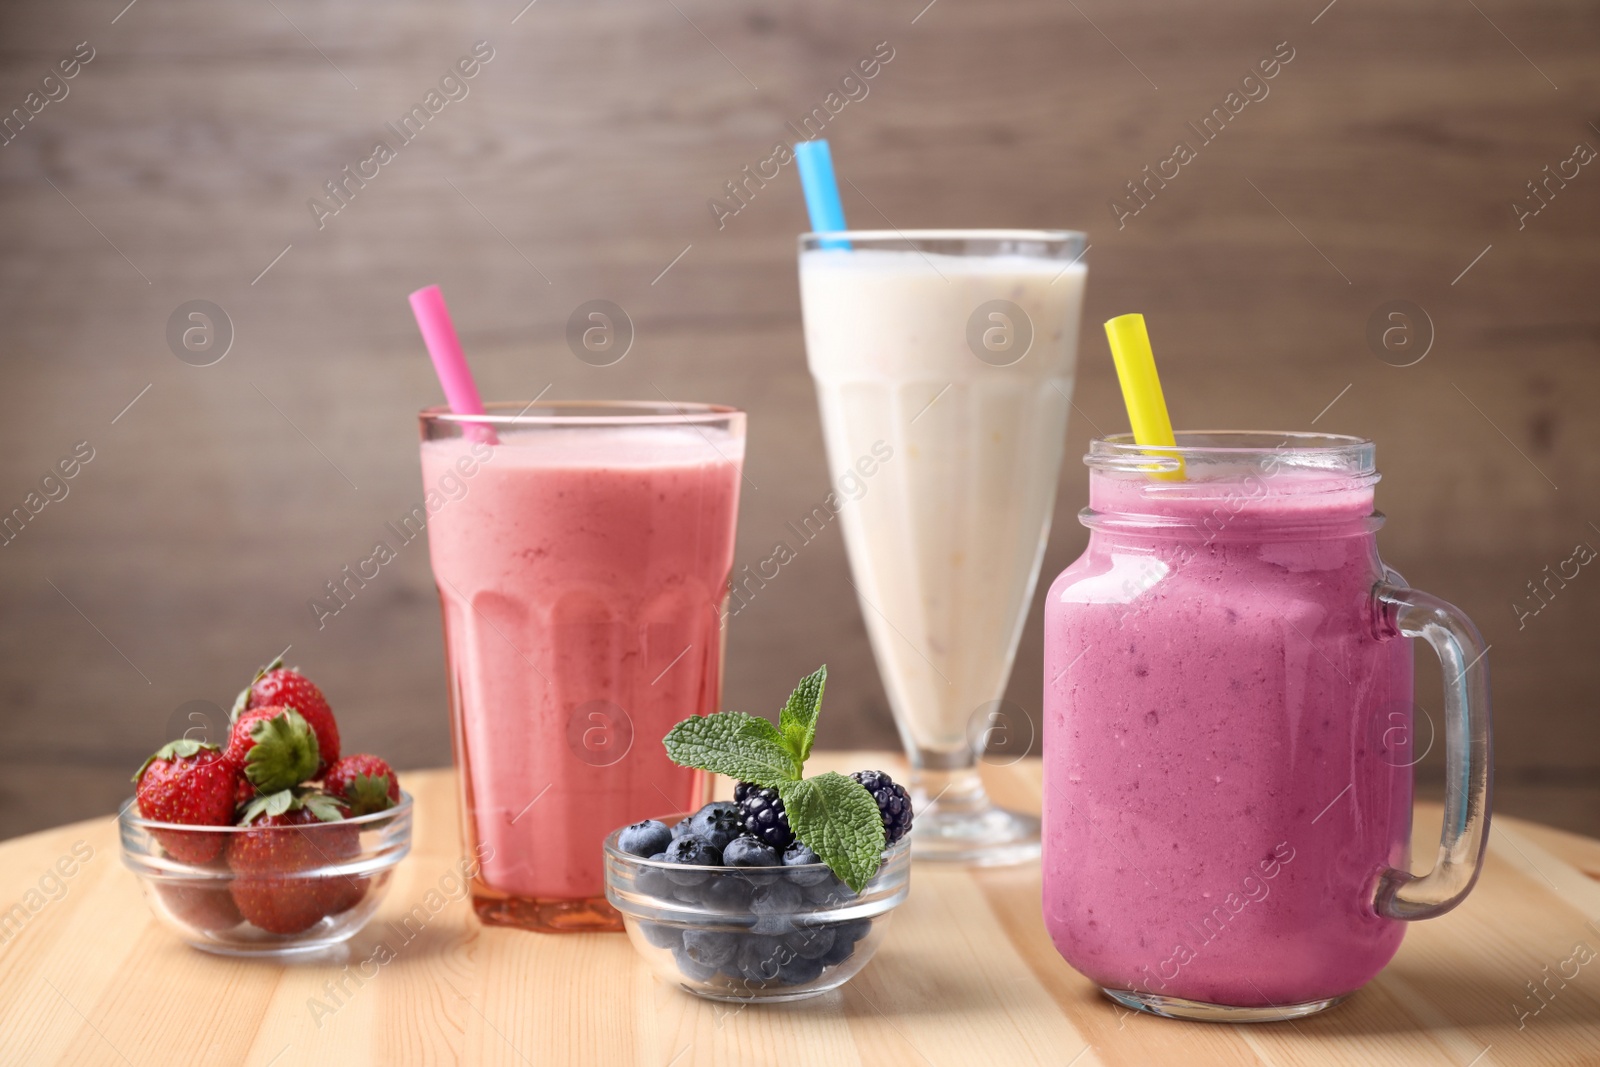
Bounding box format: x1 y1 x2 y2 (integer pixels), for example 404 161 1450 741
408 285 486 416
408 284 496 443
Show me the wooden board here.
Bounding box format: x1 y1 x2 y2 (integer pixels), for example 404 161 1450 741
2 754 1598 1065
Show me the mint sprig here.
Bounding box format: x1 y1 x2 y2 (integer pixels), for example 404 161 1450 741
778 665 826 764
661 665 889 893
777 772 885 894
663 712 800 786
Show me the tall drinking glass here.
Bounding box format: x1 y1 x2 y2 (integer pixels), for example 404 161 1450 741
419 402 745 931
798 229 1088 864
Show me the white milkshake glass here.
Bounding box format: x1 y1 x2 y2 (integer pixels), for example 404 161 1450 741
798 229 1088 865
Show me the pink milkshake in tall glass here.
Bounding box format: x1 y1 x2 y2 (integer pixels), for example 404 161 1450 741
420 402 744 932
1043 432 1492 1021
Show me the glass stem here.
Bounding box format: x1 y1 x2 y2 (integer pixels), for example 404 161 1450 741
911 747 991 820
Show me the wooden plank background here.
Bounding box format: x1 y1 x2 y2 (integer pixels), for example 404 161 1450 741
0 0 1596 840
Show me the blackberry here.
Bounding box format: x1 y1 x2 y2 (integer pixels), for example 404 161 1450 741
734 781 794 850
851 769 913 844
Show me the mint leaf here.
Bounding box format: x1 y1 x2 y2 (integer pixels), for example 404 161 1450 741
778 665 826 766
663 712 801 787
778 772 886 893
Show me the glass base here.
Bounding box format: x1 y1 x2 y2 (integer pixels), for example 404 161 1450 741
1102 987 1348 1022
910 803 1041 864
908 759 1041 865
472 892 623 933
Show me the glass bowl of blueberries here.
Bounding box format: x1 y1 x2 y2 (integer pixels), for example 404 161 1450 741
604 788 911 1002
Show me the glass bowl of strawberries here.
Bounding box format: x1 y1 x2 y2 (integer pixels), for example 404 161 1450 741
120 791 412 956
119 657 413 956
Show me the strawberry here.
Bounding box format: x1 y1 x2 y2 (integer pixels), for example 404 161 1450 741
134 740 241 864
324 755 400 816
154 883 243 933
225 706 320 793
233 657 340 775
227 793 364 934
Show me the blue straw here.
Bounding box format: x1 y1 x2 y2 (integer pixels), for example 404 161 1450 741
794 139 851 250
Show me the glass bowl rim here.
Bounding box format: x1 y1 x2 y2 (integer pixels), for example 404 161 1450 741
119 790 414 835
603 816 911 874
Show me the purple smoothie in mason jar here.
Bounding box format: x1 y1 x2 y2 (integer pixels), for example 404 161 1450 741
1042 432 1492 1022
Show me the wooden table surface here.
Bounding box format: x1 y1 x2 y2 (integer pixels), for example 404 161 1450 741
3 753 1598 1066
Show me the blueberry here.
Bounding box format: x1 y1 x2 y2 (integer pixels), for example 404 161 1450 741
785 925 836 961
782 842 832 886
682 929 738 968
820 935 856 967
721 835 779 867
805 874 852 904
670 817 692 839
736 935 788 982
672 945 719 982
635 855 674 898
662 835 720 884
702 875 754 911
671 883 707 904
689 801 744 851
751 880 805 915
638 921 681 949
618 819 673 858
831 918 872 945
778 953 825 986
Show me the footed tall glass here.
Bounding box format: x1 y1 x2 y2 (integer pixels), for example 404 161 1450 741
798 230 1088 864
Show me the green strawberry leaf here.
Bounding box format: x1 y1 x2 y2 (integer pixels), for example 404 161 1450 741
663 712 801 787
301 791 348 822
230 654 285 721
240 788 296 825
778 772 887 894
342 773 396 816
133 738 217 782
243 709 320 792
239 786 346 825
778 665 826 766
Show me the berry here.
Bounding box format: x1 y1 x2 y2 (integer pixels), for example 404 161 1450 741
225 707 320 794
661 835 720 884
688 801 743 851
850 769 913 845
670 817 692 839
617 819 673 858
681 929 737 968
785 925 836 961
781 842 831 886
134 740 242 864
634 855 674 898
226 803 362 934
324 754 400 816
154 883 243 933
235 658 340 775
734 782 794 851
673 945 719 982
721 835 779 867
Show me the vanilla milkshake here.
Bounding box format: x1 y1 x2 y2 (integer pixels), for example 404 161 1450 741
799 230 1087 863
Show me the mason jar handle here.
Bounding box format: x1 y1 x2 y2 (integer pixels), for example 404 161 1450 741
1372 583 1494 921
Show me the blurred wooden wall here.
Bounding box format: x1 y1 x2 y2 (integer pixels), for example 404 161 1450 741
1 0 1596 839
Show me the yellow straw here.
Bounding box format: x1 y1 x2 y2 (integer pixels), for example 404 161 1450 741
1103 313 1184 480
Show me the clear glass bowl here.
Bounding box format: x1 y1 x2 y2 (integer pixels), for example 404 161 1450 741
119 793 413 957
604 817 911 1002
